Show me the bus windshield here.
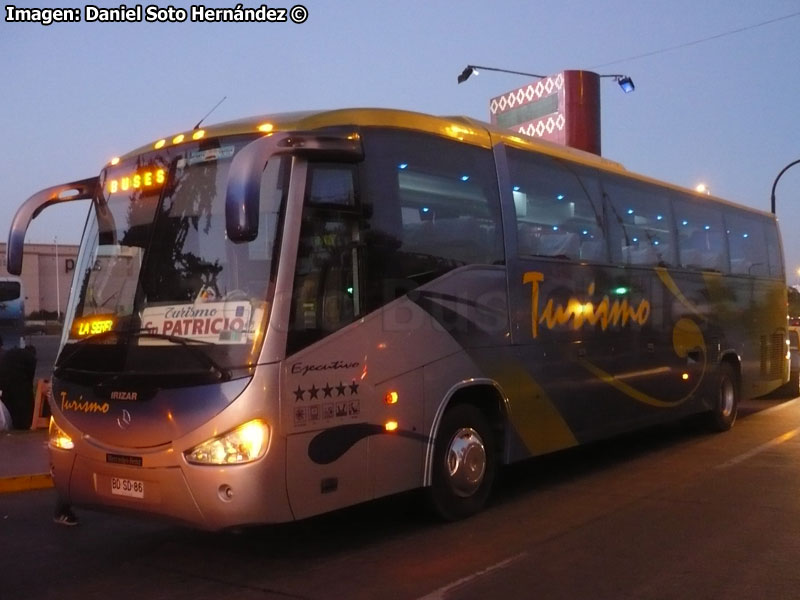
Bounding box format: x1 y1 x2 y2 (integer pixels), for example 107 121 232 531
57 136 288 385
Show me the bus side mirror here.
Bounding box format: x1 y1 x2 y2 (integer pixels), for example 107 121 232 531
6 178 97 275
225 131 363 243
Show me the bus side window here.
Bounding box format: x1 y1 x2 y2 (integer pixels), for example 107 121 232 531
725 210 770 277
359 129 503 311
673 197 727 272
602 176 675 268
764 219 784 278
507 147 606 262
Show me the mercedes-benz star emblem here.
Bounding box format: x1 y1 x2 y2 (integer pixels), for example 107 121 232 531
117 409 132 430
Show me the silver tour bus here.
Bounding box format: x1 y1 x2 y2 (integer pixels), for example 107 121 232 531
7 109 788 529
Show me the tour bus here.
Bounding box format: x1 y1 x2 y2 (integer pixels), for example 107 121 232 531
6 108 788 529
0 276 25 348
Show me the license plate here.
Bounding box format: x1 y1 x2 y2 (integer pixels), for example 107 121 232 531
111 476 144 498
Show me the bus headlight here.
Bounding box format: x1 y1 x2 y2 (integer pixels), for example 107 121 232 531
184 419 270 465
48 417 74 450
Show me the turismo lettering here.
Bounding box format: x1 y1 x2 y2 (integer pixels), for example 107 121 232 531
523 271 650 339
60 391 109 414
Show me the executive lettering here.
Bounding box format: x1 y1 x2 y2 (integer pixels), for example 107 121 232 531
291 360 360 377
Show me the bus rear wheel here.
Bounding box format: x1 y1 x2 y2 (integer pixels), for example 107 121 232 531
429 404 496 521
705 362 739 432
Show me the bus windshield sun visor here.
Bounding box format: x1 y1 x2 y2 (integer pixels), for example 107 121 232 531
6 177 98 275
225 130 363 243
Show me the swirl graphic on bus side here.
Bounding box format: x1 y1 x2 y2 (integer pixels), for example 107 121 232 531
578 317 707 408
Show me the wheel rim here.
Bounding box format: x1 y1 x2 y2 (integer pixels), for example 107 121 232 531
446 427 486 497
720 377 734 418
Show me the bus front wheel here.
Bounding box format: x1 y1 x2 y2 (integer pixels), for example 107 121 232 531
429 404 496 521
705 362 739 432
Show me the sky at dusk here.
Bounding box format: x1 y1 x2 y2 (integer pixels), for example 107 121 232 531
2 0 799 278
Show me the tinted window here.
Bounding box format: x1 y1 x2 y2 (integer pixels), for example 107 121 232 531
764 218 784 278
360 129 503 310
725 210 769 277
287 164 361 354
0 282 21 302
603 176 676 267
673 196 727 272
507 148 606 262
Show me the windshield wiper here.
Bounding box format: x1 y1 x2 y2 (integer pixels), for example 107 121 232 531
57 328 231 382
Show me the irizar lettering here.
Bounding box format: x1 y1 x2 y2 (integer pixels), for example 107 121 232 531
523 271 650 339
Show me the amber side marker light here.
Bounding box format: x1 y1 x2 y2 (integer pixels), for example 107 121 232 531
385 420 399 432
384 391 399 405
49 417 74 450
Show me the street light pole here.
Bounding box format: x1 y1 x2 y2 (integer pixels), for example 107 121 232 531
54 236 60 322
770 158 800 214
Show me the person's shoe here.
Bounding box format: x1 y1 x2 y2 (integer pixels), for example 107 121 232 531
53 509 78 526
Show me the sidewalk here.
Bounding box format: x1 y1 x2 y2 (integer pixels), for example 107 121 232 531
0 428 53 493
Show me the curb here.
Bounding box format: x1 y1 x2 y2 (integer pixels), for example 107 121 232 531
0 473 54 494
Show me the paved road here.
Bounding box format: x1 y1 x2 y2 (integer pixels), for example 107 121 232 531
1 396 799 599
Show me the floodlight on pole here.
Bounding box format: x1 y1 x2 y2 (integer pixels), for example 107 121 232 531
457 65 547 84
457 64 634 94
598 73 635 93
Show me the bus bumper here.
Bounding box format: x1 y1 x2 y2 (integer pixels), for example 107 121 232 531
51 434 293 531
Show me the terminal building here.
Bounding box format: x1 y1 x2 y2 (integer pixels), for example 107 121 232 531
0 242 79 317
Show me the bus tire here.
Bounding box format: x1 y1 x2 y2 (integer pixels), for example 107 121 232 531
429 404 496 521
705 362 739 432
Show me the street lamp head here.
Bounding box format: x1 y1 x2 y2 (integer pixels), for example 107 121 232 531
616 75 635 93
457 66 478 84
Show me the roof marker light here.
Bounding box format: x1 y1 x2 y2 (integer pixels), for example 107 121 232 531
110 157 120 166
172 134 185 145
192 129 205 140
154 139 166 149
258 122 274 133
